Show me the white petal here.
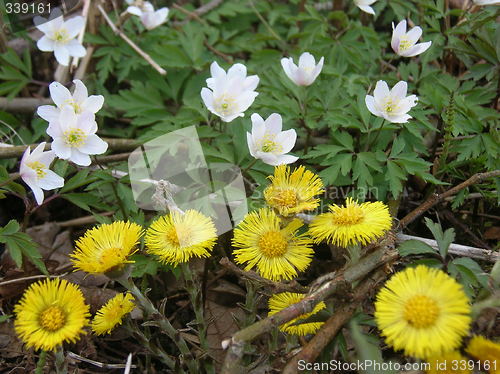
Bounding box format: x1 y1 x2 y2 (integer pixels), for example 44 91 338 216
37 150 56 166
227 64 247 80
246 132 256 157
78 134 108 155
406 26 423 45
77 111 98 134
20 146 31 168
274 154 299 165
373 80 390 103
258 152 280 166
310 56 324 83
298 52 315 70
210 61 226 81
275 129 297 153
265 113 282 134
53 44 70 66
404 41 432 57
65 39 86 58
82 95 104 113
69 149 91 166
358 5 375 14
250 113 266 143
127 6 143 16
37 105 60 122
201 88 214 111
391 20 406 52
37 36 55 51
29 183 45 205
49 82 72 107
236 91 258 114
221 112 244 123
34 16 53 34
244 75 259 91
51 138 71 159
46 121 63 138
365 95 381 117
388 114 412 123
391 81 408 100
72 79 88 103
59 106 77 129
281 58 295 81
64 16 85 39
38 170 64 190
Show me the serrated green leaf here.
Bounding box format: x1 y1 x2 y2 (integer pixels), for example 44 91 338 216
398 240 437 257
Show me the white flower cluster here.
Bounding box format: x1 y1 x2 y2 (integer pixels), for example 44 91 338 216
19 81 108 205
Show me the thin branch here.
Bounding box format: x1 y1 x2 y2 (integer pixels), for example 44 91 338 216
396 233 499 262
0 273 68 287
398 170 500 228
97 3 166 75
172 0 225 26
67 352 137 369
220 245 398 373
282 270 386 374
0 97 52 113
0 138 138 159
219 257 308 293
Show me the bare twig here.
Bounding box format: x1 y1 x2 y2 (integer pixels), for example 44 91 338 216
0 138 138 159
398 170 500 228
396 233 499 262
74 45 95 80
70 0 92 71
0 273 69 287
97 3 166 75
67 352 137 369
219 257 308 293
282 271 386 374
171 0 225 26
0 97 52 113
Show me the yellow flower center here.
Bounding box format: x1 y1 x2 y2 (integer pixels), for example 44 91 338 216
65 99 82 114
403 295 440 328
399 37 412 51
332 205 364 226
215 94 236 116
98 247 126 270
64 128 87 147
166 225 192 248
272 189 298 208
258 231 288 257
40 305 66 331
259 133 283 154
54 29 69 42
27 161 47 179
384 98 399 113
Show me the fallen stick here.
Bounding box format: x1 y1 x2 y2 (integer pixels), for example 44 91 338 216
396 233 498 262
282 270 386 374
0 97 52 113
97 3 166 75
0 138 138 159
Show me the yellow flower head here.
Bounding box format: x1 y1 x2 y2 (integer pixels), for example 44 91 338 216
91 293 135 336
374 265 471 360
268 292 326 336
466 336 500 374
145 210 217 266
14 278 90 351
264 165 324 217
426 351 471 374
308 197 392 247
232 208 314 281
71 221 143 274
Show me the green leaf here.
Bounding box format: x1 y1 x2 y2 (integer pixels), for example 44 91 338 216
424 218 455 259
0 220 20 237
398 240 437 257
0 315 12 323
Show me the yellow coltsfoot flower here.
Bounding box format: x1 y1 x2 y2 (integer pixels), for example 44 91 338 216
71 221 143 274
466 336 500 374
91 293 135 336
426 351 471 374
308 197 392 247
268 292 326 336
14 278 90 351
145 210 217 266
232 208 314 281
264 165 324 217
374 265 471 360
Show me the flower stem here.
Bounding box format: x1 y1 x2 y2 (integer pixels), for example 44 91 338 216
54 348 67 374
118 277 199 374
364 120 386 152
181 262 214 374
241 158 258 174
34 350 47 374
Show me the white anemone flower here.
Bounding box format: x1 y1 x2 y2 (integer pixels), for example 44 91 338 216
20 142 64 205
127 1 169 30
47 106 108 166
473 0 500 4
391 20 432 57
201 61 259 123
34 15 86 66
365 81 418 123
281 52 324 86
37 80 104 123
354 0 377 15
247 113 298 166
